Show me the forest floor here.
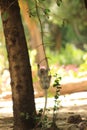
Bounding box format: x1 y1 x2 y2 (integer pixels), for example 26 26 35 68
0 92 87 130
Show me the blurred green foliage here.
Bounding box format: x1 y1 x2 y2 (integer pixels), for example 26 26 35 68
46 43 85 66
79 53 87 72
0 43 8 73
0 0 87 96
48 0 87 49
0 15 8 73
0 0 87 73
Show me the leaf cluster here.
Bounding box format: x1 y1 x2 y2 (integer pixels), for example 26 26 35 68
27 0 51 19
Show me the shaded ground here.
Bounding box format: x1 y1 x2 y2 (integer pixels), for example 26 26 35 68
0 92 87 130
0 117 13 130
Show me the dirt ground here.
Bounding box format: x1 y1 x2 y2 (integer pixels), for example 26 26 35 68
0 92 87 130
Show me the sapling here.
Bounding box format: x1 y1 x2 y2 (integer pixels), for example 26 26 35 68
52 73 61 128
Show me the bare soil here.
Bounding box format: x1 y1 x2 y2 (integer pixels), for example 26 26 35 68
0 92 87 130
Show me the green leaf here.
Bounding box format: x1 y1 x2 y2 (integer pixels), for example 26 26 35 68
55 95 59 99
44 9 50 15
56 0 62 6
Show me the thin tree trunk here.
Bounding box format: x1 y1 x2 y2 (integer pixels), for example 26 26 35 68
60 78 87 95
49 77 87 95
19 0 48 67
0 0 36 130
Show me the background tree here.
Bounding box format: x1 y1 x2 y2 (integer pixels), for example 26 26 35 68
19 0 48 67
49 0 87 50
0 0 36 130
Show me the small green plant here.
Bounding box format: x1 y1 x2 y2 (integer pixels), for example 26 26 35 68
52 73 61 127
33 73 61 130
33 108 51 130
41 113 51 130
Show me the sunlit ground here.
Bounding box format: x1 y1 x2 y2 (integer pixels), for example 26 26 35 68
0 92 87 117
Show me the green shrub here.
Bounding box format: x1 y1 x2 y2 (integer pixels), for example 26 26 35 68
79 53 87 72
46 43 85 66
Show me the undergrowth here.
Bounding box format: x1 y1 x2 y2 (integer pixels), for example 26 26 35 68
33 73 61 130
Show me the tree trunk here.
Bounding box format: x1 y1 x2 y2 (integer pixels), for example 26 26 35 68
0 0 36 130
19 0 48 67
60 78 87 95
49 77 87 95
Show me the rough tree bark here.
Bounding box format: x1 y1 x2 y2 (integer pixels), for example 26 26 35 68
0 0 36 130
